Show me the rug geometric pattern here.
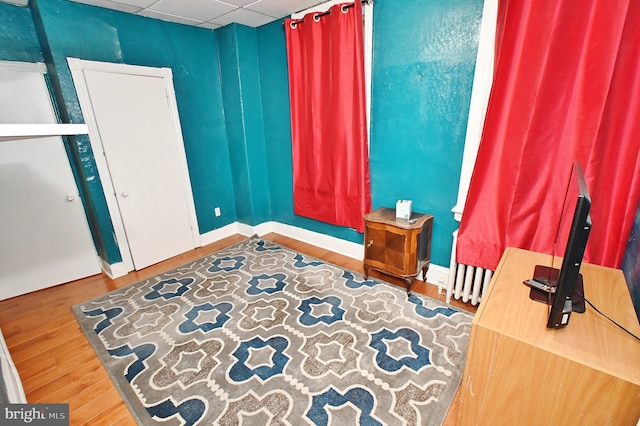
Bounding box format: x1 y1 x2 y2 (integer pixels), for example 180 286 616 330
73 237 473 425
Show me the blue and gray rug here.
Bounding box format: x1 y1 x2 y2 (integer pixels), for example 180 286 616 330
73 237 472 425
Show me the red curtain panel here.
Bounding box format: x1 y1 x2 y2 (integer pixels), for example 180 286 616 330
284 1 372 233
457 0 640 270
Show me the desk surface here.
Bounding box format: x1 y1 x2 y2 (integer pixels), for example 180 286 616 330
476 247 640 385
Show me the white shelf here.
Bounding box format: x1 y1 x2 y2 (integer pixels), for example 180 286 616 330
0 124 88 142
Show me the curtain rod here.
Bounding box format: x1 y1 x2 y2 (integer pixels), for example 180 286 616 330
286 0 372 27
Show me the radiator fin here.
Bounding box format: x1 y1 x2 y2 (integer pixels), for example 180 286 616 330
445 229 493 306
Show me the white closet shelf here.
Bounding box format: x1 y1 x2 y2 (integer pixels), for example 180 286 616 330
0 123 88 142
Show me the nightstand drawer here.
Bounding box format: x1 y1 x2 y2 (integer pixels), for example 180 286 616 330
365 225 409 273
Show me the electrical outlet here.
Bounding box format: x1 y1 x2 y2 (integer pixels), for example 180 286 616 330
214 207 221 217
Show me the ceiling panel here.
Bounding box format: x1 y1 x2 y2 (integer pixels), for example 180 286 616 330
137 8 203 26
107 0 156 7
70 0 142 14
221 0 258 7
0 0 333 29
209 7 276 28
247 0 321 20
148 0 236 22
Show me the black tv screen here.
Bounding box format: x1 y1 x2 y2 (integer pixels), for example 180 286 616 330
546 162 592 328
526 162 592 328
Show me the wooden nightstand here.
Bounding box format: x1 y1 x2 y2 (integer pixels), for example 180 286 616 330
363 207 433 296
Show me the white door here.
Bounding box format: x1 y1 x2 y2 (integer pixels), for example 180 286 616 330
70 60 198 271
0 62 100 300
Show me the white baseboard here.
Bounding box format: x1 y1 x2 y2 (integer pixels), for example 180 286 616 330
107 220 450 287
98 257 129 279
425 263 449 291
263 221 365 260
199 222 252 245
201 221 364 259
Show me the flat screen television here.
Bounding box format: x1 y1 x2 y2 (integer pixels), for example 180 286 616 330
526 161 592 329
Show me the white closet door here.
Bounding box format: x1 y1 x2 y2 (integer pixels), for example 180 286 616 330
81 67 197 270
0 62 100 300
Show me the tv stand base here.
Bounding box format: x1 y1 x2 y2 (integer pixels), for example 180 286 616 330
528 265 585 313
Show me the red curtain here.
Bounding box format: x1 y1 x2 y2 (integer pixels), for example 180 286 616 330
457 0 640 270
284 2 371 233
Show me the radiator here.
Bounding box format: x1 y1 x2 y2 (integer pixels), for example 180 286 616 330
445 230 493 306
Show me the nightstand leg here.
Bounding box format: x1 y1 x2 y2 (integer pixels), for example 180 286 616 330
363 265 369 280
422 264 430 282
404 278 413 297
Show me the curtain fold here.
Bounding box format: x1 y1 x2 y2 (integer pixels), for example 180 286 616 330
284 1 372 233
457 0 640 270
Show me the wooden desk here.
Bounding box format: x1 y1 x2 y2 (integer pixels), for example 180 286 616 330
458 248 640 425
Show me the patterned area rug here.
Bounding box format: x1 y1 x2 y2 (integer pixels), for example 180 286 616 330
73 237 473 425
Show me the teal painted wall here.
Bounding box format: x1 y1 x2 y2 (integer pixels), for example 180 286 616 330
256 21 293 224
370 0 482 265
0 3 42 62
29 0 236 263
217 24 271 225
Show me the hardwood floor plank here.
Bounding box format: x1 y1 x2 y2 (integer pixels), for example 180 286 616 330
1 314 80 347
71 387 126 425
108 417 138 426
15 334 91 379
21 346 98 393
9 323 84 366
40 366 111 405
66 376 114 404
86 402 135 426
0 275 107 320
0 233 475 425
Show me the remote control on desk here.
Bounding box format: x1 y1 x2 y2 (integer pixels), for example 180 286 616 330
523 278 556 294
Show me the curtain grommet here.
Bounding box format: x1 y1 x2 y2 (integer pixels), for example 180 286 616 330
290 21 297 29
313 14 321 22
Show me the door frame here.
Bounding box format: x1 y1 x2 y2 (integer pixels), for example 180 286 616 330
68 58 200 277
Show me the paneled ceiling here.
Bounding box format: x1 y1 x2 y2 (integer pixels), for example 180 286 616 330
0 0 333 29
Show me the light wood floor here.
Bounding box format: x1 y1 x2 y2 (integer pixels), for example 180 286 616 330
0 233 476 425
